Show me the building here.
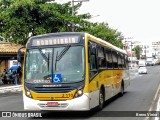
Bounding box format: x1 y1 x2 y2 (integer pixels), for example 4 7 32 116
123 39 160 65
122 40 137 67
0 42 25 73
152 41 160 58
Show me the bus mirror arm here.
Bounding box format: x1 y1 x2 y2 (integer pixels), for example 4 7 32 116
17 46 25 63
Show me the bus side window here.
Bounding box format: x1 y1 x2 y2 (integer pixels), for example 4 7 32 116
121 54 124 68
112 51 118 69
88 41 98 78
126 56 129 69
97 46 106 69
106 49 113 69
124 55 128 69
118 53 123 69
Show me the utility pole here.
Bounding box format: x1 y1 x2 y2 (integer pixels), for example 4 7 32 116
71 0 75 32
71 0 89 31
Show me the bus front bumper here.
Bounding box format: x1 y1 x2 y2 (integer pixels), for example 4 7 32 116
23 94 90 111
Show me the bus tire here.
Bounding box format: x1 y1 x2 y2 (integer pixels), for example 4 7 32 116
119 82 124 97
98 88 104 111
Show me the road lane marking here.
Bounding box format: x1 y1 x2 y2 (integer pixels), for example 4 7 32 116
144 83 160 120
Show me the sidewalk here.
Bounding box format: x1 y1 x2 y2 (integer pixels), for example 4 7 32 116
0 77 22 94
0 84 22 94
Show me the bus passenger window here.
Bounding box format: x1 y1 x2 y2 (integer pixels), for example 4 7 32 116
124 55 129 69
112 51 118 69
98 46 106 68
121 54 125 68
118 53 123 69
105 49 113 68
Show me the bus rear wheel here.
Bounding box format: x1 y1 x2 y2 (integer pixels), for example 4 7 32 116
119 83 124 97
98 89 104 111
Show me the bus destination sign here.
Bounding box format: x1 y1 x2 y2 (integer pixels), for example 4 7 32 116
32 36 79 46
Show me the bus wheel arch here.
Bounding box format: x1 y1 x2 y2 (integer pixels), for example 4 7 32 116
98 85 105 110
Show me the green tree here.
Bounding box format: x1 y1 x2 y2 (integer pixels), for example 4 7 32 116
83 22 123 48
133 45 141 60
0 0 123 48
0 0 90 44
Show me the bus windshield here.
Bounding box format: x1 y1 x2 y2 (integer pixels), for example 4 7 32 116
25 46 84 84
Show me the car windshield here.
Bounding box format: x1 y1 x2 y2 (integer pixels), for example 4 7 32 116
25 46 84 84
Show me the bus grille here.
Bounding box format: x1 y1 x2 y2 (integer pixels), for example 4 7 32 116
34 87 74 93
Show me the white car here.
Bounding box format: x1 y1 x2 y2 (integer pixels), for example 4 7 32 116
138 67 147 74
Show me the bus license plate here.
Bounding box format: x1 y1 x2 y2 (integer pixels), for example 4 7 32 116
47 102 58 107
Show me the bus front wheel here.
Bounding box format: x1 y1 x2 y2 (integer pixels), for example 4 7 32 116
98 89 104 111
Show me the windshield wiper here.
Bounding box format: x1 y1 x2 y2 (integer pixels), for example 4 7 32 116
55 44 71 71
38 48 49 62
56 44 71 61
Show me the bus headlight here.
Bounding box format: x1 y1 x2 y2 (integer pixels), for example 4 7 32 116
25 86 32 98
74 86 84 98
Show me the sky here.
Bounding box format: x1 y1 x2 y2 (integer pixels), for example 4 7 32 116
56 0 160 44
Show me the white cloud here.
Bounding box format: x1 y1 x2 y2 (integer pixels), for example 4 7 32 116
56 0 160 43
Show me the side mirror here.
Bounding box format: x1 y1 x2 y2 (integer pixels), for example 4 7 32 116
17 50 22 62
17 46 25 62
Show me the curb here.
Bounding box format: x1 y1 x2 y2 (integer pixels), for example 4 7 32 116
0 85 22 94
154 83 160 120
155 98 160 120
155 90 160 120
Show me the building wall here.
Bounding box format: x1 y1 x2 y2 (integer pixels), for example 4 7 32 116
0 60 8 74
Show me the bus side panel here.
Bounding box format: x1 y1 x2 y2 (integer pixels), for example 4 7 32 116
83 34 98 109
102 70 114 100
123 69 130 90
88 75 99 109
113 69 123 95
88 70 114 109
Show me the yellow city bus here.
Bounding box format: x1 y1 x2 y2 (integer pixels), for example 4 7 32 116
18 32 130 111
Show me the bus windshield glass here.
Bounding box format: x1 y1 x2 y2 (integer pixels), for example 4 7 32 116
25 46 84 84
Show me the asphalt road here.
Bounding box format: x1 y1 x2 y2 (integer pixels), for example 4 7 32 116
0 65 160 120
